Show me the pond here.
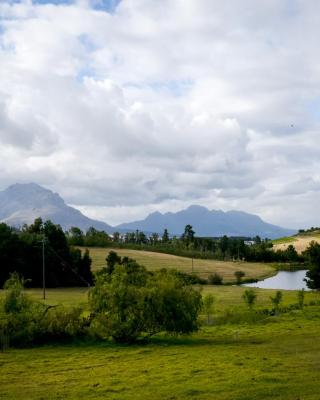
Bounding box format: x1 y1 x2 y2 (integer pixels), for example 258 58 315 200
243 270 310 290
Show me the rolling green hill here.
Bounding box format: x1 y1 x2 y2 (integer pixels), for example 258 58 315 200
82 247 275 282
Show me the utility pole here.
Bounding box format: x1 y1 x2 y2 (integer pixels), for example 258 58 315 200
42 236 46 300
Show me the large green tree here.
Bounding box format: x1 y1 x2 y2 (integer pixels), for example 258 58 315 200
89 253 202 343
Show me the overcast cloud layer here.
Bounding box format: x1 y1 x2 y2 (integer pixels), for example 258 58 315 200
1 0 320 228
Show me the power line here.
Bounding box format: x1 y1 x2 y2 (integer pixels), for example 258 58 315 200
45 243 91 288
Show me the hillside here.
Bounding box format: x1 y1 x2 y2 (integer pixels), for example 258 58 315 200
84 246 274 282
273 233 320 253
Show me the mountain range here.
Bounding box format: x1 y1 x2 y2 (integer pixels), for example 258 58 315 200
0 183 113 232
0 183 296 239
116 205 295 238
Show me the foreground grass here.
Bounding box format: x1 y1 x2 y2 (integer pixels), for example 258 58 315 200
1 305 320 400
15 285 319 311
82 247 275 282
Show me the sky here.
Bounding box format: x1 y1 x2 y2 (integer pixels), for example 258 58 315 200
0 0 320 229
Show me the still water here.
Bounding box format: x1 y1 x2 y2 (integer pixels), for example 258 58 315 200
243 270 309 290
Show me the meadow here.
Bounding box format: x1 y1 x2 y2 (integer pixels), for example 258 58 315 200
22 285 319 311
82 246 275 282
1 285 320 400
1 249 320 399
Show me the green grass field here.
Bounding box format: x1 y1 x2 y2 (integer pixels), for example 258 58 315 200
18 285 319 311
82 247 275 282
1 254 320 399
1 295 320 400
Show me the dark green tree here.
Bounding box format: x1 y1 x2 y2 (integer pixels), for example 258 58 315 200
284 244 299 262
303 241 320 289
105 251 122 275
219 235 229 257
181 225 195 247
162 228 169 243
112 232 120 242
67 227 84 246
85 227 110 247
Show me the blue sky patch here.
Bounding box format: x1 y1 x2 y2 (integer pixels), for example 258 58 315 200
91 0 121 13
32 0 73 4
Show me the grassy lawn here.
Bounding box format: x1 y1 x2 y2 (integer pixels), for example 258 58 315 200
81 247 275 282
2 257 320 400
1 304 320 400
14 285 319 312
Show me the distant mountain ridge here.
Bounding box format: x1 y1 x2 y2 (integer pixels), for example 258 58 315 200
0 183 296 239
0 183 113 232
116 205 296 239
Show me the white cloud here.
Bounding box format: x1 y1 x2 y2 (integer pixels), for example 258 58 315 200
0 0 320 229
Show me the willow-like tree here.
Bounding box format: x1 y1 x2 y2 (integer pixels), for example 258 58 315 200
89 254 202 343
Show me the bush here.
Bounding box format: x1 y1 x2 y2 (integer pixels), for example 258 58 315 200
89 255 202 343
242 289 257 310
160 269 207 285
202 294 215 325
208 273 223 285
0 273 87 346
270 291 283 314
234 270 245 284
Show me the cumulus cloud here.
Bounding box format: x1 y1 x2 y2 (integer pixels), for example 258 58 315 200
0 0 320 228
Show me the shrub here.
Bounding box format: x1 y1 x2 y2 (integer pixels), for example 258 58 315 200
242 289 257 310
0 273 86 346
270 291 283 314
160 269 206 285
208 273 223 285
0 273 42 346
202 294 215 324
234 270 245 285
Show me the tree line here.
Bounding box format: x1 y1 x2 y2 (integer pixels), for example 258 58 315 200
0 218 92 288
1 219 320 289
67 224 303 264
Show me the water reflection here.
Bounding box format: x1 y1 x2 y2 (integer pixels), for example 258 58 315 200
243 270 309 290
